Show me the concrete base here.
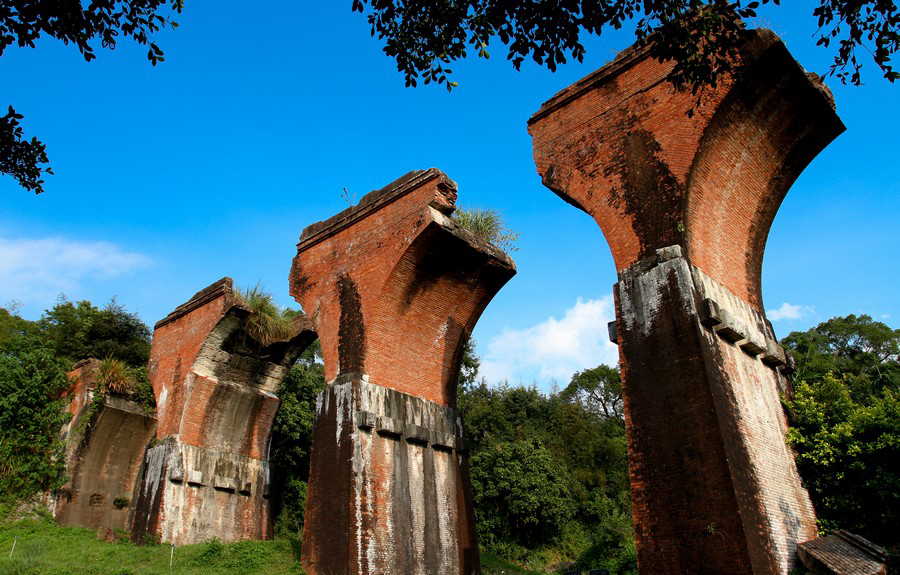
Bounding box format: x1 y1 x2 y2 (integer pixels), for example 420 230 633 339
617 249 816 574
301 377 479 575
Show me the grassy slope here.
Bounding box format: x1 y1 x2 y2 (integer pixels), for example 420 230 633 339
0 520 303 575
0 520 552 575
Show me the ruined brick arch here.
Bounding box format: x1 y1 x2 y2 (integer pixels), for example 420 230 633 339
131 278 319 546
532 31 843 301
179 305 318 460
683 41 842 312
368 215 515 407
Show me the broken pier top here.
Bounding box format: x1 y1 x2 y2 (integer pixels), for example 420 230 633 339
150 276 316 451
529 29 845 311
290 168 516 406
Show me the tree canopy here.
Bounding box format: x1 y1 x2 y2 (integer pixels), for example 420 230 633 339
38 297 152 368
782 314 899 402
1 0 182 194
352 0 900 91
781 314 900 551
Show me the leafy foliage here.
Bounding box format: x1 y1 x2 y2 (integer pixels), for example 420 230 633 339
0 105 52 193
452 206 519 252
270 341 325 538
782 314 900 550
352 0 900 91
784 375 899 547
783 314 899 402
95 357 135 395
471 438 577 548
561 364 623 421
1 0 183 193
92 358 155 409
38 297 152 368
458 351 633 571
0 333 71 501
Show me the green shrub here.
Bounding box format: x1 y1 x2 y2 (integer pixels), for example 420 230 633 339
0 334 71 501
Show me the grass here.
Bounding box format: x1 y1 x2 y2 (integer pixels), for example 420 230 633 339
0 519 303 575
233 285 295 346
0 519 567 575
481 551 552 574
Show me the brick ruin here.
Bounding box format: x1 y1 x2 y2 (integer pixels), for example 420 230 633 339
53 359 157 532
528 29 844 574
44 24 874 575
290 169 516 575
129 278 316 545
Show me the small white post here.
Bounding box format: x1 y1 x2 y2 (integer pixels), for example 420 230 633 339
9 536 17 558
169 542 174 570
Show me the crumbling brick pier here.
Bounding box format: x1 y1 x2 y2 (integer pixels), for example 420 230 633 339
130 278 316 545
529 30 845 574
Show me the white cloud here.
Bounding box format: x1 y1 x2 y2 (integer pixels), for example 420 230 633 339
480 296 619 389
767 302 815 322
0 235 151 311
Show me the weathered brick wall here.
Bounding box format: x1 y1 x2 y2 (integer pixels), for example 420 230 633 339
291 169 514 575
529 30 843 310
54 359 158 533
150 279 234 439
529 30 844 574
132 278 316 545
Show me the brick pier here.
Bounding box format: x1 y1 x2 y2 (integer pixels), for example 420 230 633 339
291 169 516 575
529 30 845 574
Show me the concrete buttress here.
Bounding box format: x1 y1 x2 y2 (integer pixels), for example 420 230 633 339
290 169 516 575
130 278 317 545
528 30 845 574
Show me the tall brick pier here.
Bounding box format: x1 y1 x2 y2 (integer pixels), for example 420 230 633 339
131 278 316 545
290 169 516 575
529 30 844 574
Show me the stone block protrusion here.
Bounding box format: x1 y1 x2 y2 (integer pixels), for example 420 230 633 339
608 320 618 344
715 310 748 343
740 336 767 357
376 416 403 437
700 298 724 328
531 26 843 575
656 245 683 263
404 423 431 445
356 410 377 430
762 342 788 368
292 169 514 575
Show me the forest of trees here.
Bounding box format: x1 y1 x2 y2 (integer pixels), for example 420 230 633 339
0 297 897 572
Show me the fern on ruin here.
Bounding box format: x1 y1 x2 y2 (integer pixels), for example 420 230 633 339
452 206 519 253
234 285 295 346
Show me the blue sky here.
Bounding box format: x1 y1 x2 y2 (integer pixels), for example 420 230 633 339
1 2 897 390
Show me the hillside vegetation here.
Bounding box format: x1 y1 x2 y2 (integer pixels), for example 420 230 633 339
1 297 898 573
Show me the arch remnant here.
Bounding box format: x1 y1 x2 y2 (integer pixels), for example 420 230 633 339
131 277 316 545
290 169 516 575
529 30 845 575
53 359 157 532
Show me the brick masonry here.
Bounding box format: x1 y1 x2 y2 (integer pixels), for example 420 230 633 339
131 278 317 545
529 30 845 574
291 169 515 575
798 531 888 575
53 359 158 532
